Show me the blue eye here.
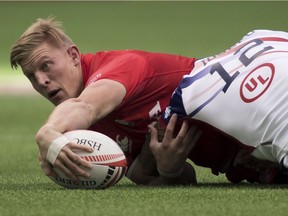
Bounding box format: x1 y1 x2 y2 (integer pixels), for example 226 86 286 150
41 62 51 71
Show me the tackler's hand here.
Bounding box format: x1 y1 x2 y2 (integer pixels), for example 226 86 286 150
148 114 202 177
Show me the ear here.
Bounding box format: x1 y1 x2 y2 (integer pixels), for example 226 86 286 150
67 45 81 66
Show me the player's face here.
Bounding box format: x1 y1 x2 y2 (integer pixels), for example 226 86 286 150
21 42 83 105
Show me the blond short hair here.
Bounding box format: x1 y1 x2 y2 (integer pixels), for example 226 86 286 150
10 17 74 69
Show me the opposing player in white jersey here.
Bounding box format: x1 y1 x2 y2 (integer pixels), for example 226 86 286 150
163 29 288 175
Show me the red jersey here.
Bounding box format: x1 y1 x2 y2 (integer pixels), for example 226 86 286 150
80 50 195 167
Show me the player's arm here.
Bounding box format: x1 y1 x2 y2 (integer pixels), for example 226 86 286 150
36 79 126 181
127 155 197 186
127 114 201 185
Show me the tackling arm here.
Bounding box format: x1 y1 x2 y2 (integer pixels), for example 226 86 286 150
127 114 200 186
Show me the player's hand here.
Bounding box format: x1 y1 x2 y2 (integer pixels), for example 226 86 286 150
51 143 94 181
36 127 94 182
39 143 93 181
148 114 202 177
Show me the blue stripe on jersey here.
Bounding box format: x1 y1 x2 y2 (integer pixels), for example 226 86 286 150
188 86 224 117
180 65 211 88
163 65 213 123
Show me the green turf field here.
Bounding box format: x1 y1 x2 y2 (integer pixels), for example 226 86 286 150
1 96 288 215
1 1 288 216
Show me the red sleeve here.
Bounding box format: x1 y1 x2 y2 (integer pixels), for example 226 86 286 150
85 52 146 99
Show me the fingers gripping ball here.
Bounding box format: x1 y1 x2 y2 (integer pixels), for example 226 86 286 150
48 130 127 189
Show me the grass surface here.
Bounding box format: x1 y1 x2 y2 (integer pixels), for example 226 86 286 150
1 96 288 216
1 2 288 216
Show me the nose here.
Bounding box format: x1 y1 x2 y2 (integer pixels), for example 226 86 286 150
35 72 50 87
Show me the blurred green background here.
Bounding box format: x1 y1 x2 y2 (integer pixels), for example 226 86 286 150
1 1 288 77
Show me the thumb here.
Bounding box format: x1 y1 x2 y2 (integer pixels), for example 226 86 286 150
148 124 159 148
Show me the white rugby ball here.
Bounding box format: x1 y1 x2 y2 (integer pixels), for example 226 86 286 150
48 130 127 189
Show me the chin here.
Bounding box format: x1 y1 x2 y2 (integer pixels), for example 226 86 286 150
49 99 59 106
50 97 64 106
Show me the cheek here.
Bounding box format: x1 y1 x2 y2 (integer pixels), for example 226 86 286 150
30 81 41 92
32 84 46 98
65 67 83 96
50 62 70 82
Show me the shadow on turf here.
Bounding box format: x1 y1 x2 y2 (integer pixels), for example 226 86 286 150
194 182 288 190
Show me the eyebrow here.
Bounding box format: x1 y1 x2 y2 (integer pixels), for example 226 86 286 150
22 53 51 70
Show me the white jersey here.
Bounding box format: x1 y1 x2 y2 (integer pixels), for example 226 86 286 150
163 30 288 163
